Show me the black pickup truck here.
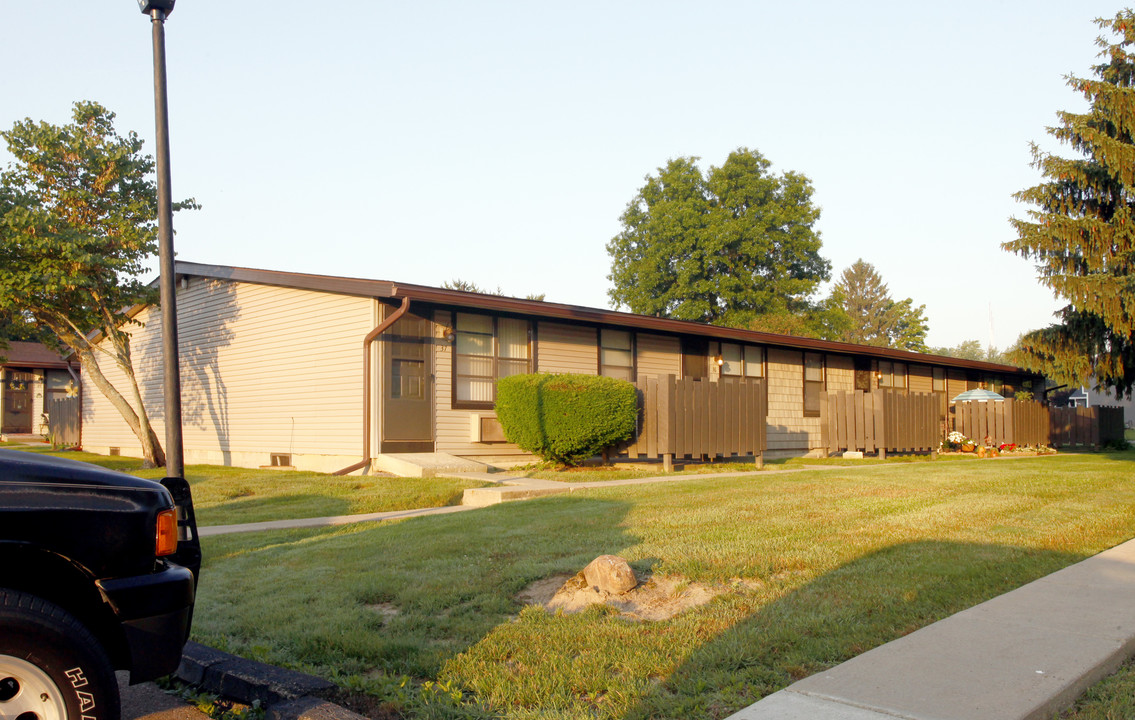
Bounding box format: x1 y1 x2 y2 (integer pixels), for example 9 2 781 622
0 448 201 720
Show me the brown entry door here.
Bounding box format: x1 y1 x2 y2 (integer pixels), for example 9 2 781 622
381 314 434 453
2 372 34 434
682 337 709 380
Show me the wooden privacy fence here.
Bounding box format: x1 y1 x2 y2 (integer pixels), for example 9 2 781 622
954 401 1123 448
954 399 1048 448
820 390 940 456
621 375 767 469
47 396 80 447
1048 406 1125 447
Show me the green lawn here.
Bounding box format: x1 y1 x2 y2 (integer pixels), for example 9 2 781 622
521 452 981 483
1 447 488 527
190 451 1135 720
1059 658 1135 719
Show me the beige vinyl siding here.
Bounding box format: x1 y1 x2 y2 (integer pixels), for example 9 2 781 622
765 348 820 453
636 333 681 378
536 322 598 375
432 310 527 457
947 369 968 400
909 364 933 393
82 278 375 470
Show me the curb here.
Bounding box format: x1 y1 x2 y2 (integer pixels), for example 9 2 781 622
177 642 368 720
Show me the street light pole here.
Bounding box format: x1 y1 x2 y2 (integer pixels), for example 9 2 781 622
140 0 183 477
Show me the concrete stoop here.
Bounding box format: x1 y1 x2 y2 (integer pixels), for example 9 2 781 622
372 452 490 478
460 484 569 507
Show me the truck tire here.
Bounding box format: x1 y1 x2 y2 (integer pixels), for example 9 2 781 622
0 589 120 720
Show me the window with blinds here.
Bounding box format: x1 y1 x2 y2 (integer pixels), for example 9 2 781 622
720 343 765 379
803 352 825 417
454 313 531 408
599 329 635 381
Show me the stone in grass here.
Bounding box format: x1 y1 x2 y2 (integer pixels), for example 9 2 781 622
842 451 864 459
583 555 638 594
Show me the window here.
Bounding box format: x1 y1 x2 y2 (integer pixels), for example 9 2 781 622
878 361 908 389
803 352 825 417
932 367 946 392
599 329 635 381
453 313 530 408
721 343 765 379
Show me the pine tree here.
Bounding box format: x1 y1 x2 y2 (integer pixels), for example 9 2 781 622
828 259 929 351
1005 11 1135 397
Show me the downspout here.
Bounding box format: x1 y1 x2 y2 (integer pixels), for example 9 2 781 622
333 295 412 476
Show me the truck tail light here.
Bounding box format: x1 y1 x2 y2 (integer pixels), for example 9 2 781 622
156 509 178 556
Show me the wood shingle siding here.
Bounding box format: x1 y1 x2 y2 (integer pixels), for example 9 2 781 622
82 278 375 470
766 348 821 453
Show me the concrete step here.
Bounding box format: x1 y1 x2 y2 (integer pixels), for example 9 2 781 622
461 485 569 507
373 453 489 478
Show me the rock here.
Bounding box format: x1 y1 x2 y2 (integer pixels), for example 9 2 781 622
583 555 638 594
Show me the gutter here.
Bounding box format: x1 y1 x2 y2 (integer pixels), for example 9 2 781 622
333 296 412 476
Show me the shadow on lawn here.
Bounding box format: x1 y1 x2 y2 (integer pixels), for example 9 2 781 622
193 493 355 527
623 540 1084 720
193 499 1092 720
193 493 639 679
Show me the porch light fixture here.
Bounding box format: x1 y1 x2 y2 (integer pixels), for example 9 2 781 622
713 355 724 367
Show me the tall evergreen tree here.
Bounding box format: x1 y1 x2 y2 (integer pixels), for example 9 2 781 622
607 148 829 327
1005 11 1135 397
828 259 929 351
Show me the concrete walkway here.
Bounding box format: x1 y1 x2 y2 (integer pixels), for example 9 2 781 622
727 537 1135 720
198 464 797 535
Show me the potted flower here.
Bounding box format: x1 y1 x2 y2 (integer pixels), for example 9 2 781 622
946 431 974 452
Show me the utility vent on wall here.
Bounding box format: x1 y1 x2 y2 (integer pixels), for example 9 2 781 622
470 414 507 443
109 447 121 456
270 453 292 467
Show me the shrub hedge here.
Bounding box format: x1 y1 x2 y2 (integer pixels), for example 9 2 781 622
495 373 638 466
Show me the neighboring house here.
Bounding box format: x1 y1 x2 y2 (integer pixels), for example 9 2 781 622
0 341 80 436
80 262 1043 472
1057 385 1135 428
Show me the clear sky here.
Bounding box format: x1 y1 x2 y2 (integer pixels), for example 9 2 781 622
1 1 1123 351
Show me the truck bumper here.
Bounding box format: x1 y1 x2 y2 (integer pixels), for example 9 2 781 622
98 563 196 683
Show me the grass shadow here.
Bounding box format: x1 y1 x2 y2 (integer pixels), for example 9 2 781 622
624 540 1084 719
191 494 638 680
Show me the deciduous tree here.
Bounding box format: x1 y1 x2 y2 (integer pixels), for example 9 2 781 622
1004 11 1135 397
0 101 195 466
607 148 829 327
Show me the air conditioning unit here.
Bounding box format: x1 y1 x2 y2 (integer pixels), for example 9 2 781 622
470 413 507 443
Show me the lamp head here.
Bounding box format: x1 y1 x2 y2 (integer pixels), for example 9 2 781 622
138 0 175 16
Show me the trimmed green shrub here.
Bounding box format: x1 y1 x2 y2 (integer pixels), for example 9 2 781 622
495 373 638 466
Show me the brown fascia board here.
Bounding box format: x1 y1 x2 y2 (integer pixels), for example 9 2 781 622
175 261 396 298
176 261 1035 377
0 341 75 370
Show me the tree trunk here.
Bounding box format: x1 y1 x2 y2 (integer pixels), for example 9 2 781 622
74 347 166 468
107 329 166 469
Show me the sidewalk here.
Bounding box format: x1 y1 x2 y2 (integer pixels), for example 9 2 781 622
726 538 1135 720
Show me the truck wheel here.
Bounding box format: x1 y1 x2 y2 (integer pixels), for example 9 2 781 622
0 589 120 720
